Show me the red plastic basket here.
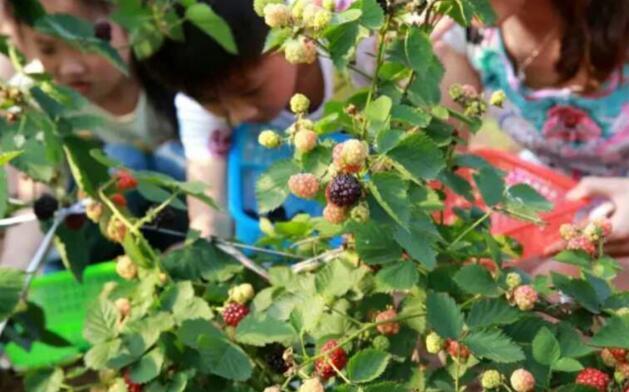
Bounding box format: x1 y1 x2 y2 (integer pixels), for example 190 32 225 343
443 149 589 260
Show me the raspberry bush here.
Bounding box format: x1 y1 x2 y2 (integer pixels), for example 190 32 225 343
0 0 628 392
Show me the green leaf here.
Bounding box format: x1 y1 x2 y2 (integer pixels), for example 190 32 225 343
532 327 561 366
177 319 224 349
235 315 297 347
367 172 409 227
24 368 64 392
591 316 629 349
0 267 25 320
186 3 237 54
54 224 90 282
557 323 593 358
387 132 445 181
35 14 127 74
347 349 390 383
473 167 505 206
83 299 118 344
303 145 332 178
353 222 403 265
161 240 240 281
467 298 521 328
554 251 591 269
0 150 22 166
552 274 601 314
463 329 525 363
553 358 583 372
354 0 384 28
375 262 419 292
130 347 165 384
256 159 300 214
507 184 553 212
453 264 500 297
63 136 109 197
160 282 213 324
393 213 439 270
315 259 361 298
426 292 464 339
197 335 253 381
85 339 122 370
325 22 359 68
365 95 392 131
391 105 431 128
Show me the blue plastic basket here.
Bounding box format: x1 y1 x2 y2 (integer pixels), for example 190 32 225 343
228 124 347 245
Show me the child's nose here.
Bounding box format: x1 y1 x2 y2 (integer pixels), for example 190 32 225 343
58 56 87 79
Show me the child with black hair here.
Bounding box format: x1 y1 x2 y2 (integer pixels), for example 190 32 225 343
1 0 185 268
142 0 340 238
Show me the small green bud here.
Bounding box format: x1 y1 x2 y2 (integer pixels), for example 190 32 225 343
350 203 370 222
506 272 522 290
259 130 282 148
290 93 311 114
490 90 506 108
372 335 391 351
481 370 502 389
425 331 444 354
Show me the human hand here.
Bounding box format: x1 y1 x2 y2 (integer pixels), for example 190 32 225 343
564 177 629 258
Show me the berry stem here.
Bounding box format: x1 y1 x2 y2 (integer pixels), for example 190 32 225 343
446 210 492 252
132 191 181 231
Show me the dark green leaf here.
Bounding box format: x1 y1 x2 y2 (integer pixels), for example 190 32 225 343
591 316 629 349
83 299 118 344
387 132 445 181
130 347 165 384
186 3 237 54
473 167 505 206
235 315 297 347
374 262 419 292
426 292 463 339
196 334 253 381
554 251 591 269
54 224 90 282
532 327 561 366
453 264 500 297
63 136 109 197
467 298 521 328
346 349 390 383
256 159 300 214
553 358 583 372
367 172 410 227
463 329 525 363
24 368 64 392
552 274 601 314
355 0 384 28
353 222 403 265
0 267 25 320
507 184 553 212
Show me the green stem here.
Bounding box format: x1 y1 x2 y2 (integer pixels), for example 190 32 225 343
361 14 391 138
133 191 180 231
446 210 492 251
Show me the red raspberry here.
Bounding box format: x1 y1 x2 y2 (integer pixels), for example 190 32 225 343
288 173 320 199
111 193 127 208
375 308 400 336
510 369 535 392
575 368 611 392
315 339 348 380
446 339 470 361
323 203 347 224
115 170 138 191
513 285 538 311
223 303 249 327
610 347 628 363
65 213 86 230
124 370 142 392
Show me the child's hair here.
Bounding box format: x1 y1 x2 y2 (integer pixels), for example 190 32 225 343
553 0 628 88
4 0 179 131
141 0 269 102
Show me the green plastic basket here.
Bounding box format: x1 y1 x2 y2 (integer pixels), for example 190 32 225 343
4 261 121 369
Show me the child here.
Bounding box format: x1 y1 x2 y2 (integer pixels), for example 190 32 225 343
141 0 339 239
433 0 629 285
1 0 184 268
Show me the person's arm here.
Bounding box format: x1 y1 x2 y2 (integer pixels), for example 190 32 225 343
176 93 233 238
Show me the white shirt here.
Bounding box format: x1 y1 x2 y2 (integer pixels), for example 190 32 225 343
175 56 336 160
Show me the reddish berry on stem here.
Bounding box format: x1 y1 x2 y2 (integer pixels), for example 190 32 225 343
510 369 535 392
111 193 127 207
445 339 470 361
375 308 400 336
575 368 611 392
115 170 138 191
288 173 320 199
323 203 347 224
315 339 348 380
223 303 249 327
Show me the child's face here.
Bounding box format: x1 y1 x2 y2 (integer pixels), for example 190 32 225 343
21 0 131 104
200 53 299 125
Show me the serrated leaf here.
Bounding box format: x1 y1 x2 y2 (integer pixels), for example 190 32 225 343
554 251 591 268
532 327 561 366
467 298 521 328
553 358 583 372
427 292 463 339
130 347 165 384
235 315 297 347
85 339 122 370
24 368 64 392
557 323 593 358
354 0 384 28
353 222 403 265
507 184 552 212
473 167 505 206
0 267 25 320
367 172 410 227
315 260 359 298
347 349 390 383
374 262 418 292
463 329 525 363
83 299 118 344
393 212 440 270
63 136 109 197
256 159 300 214
387 132 445 181
590 316 629 349
552 274 601 314
186 3 237 54
453 264 500 297
197 335 253 381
